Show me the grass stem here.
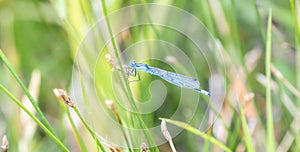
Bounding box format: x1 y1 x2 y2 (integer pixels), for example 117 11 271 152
0 49 57 136
0 84 69 151
265 8 275 152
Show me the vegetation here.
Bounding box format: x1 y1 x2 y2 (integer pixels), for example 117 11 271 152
0 0 299 151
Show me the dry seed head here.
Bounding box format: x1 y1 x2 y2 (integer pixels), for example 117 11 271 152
105 100 122 124
141 142 149 152
161 120 172 141
161 120 177 152
98 136 121 152
53 88 75 108
1 135 8 152
109 147 121 152
105 100 114 110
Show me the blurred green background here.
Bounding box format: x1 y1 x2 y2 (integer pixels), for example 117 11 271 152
0 0 299 151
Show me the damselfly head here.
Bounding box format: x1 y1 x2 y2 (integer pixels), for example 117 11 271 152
129 60 136 68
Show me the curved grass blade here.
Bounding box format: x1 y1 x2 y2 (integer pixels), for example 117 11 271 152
159 118 232 152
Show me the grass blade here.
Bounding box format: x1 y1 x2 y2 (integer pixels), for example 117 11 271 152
0 84 69 151
66 108 87 152
252 0 265 41
237 100 255 152
159 118 232 152
265 8 275 152
100 1 159 150
290 0 300 45
290 0 300 93
271 64 300 99
0 49 57 136
53 88 87 152
73 107 106 151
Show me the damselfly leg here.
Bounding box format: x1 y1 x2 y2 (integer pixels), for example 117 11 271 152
128 68 141 82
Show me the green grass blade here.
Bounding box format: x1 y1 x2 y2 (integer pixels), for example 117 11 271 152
78 71 101 152
0 49 57 136
65 107 87 152
229 0 243 58
100 1 159 151
252 0 265 42
290 0 300 94
237 101 255 152
265 8 275 152
290 0 300 45
100 0 137 111
73 107 106 152
0 84 69 151
79 0 95 25
159 118 232 152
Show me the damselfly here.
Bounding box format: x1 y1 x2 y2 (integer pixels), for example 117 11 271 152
129 60 210 96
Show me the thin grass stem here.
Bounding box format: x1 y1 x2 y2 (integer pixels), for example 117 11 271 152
265 8 275 152
0 50 57 136
290 0 300 94
65 107 87 152
237 98 255 152
73 107 106 151
100 1 159 151
271 65 300 99
0 84 69 151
